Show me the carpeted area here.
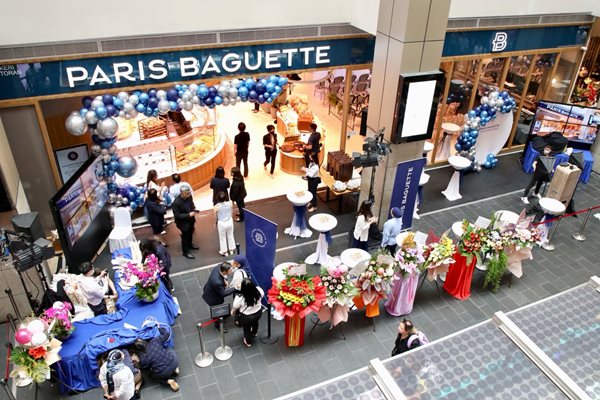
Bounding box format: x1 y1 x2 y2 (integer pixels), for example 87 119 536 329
419 151 531 214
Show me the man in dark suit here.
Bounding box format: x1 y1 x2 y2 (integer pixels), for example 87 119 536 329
303 122 321 167
263 124 278 175
202 262 235 331
171 184 198 259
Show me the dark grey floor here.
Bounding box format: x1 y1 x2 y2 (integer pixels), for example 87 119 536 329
17 167 600 400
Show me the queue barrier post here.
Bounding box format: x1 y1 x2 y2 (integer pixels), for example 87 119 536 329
194 321 214 368
542 217 563 251
4 289 22 321
572 207 592 242
260 304 279 345
214 317 233 361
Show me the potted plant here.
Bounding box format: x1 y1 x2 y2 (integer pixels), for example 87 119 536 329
123 254 163 302
43 302 75 341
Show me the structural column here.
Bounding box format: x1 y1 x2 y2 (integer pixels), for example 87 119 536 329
360 0 451 225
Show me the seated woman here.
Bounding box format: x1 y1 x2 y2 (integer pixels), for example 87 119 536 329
133 327 179 392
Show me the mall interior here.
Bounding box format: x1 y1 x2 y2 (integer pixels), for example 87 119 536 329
0 1 600 399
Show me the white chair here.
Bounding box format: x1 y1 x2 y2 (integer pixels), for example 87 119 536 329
108 208 137 253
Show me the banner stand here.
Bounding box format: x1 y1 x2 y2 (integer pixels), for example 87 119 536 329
260 304 279 345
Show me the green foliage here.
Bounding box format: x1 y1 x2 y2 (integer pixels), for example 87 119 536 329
10 347 50 383
135 282 159 301
483 251 508 292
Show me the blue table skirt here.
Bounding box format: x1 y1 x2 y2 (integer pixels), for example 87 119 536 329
522 143 594 183
55 270 179 393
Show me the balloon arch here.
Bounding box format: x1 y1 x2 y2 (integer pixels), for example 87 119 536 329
64 75 289 212
453 89 516 171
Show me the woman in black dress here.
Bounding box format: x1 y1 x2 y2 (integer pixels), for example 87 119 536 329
210 166 230 206
229 167 247 222
144 188 167 246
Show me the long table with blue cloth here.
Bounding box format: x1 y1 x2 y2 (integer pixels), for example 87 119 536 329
522 143 594 183
55 258 179 393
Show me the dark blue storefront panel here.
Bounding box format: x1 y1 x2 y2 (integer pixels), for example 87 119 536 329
0 37 375 101
442 25 589 57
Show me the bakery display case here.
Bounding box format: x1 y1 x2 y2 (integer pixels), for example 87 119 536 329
170 127 218 170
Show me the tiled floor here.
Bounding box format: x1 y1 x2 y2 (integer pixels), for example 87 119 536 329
21 171 600 399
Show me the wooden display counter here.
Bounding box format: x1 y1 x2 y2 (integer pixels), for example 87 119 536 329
280 148 325 175
175 131 227 190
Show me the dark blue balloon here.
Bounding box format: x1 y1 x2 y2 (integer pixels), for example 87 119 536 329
139 93 149 105
147 97 159 109
148 89 157 97
92 134 102 144
130 202 138 210
167 89 179 102
248 90 258 100
128 191 136 201
82 96 93 109
208 103 216 109
255 83 266 94
208 86 217 97
100 141 112 149
257 95 265 104
204 97 214 106
455 143 462 151
109 160 119 170
102 94 113 105
106 104 117 117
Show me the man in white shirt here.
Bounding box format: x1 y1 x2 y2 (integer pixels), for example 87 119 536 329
78 262 110 316
99 349 135 400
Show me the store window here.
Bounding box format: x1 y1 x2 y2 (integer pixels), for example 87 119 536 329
430 61 453 163
546 49 579 102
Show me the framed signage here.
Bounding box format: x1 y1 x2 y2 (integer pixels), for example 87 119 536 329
54 144 89 184
210 303 231 319
391 71 445 144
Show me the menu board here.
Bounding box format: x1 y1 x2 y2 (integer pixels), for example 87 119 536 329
55 157 107 248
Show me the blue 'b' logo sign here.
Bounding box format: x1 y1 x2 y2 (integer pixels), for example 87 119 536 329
251 229 266 248
492 32 508 52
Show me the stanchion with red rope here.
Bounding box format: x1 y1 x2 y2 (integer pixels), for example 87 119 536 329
195 319 216 367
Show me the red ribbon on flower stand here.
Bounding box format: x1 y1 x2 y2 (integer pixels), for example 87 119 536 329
284 314 305 347
443 252 477 300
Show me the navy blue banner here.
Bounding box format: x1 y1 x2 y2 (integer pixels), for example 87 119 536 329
443 25 589 57
389 158 426 230
244 210 277 301
0 37 374 101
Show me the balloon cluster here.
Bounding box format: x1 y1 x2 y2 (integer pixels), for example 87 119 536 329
454 90 517 172
483 153 498 169
447 81 472 105
15 319 48 347
106 182 147 212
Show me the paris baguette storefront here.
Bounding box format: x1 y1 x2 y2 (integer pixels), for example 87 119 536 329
0 30 374 231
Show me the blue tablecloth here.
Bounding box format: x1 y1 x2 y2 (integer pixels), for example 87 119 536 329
55 268 179 393
522 144 594 183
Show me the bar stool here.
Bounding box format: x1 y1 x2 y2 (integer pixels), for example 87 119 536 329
442 156 471 201
414 172 430 220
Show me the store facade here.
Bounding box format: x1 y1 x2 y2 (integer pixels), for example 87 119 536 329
0 32 375 230
429 20 593 165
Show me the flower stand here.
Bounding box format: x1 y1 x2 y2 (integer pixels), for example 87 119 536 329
385 273 419 316
284 314 305 347
443 252 477 300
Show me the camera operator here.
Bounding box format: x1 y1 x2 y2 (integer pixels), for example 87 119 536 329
77 262 116 316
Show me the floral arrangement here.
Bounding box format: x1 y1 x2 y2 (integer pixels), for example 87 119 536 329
42 302 74 340
356 251 396 304
422 235 455 270
395 233 425 277
320 257 358 307
512 226 542 249
123 254 164 301
457 221 488 262
11 318 62 384
268 270 327 318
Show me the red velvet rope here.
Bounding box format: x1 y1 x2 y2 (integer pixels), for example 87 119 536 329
199 318 217 328
531 204 600 227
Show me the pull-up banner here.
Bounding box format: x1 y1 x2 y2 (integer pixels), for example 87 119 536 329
244 210 277 303
0 36 375 101
389 158 427 231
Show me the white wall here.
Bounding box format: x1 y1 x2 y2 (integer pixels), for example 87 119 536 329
351 0 380 35
0 0 353 46
449 0 600 18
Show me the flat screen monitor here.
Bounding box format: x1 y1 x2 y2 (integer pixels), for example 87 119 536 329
529 101 599 150
392 71 445 143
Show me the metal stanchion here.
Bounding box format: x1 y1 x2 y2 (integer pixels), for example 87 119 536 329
6 314 16 333
194 322 214 367
542 217 563 251
214 317 233 361
5 289 22 321
235 243 240 255
572 207 592 242
0 379 17 400
260 304 279 344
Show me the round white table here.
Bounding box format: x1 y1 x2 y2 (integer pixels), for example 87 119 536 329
273 262 305 282
305 213 338 265
442 156 471 201
340 248 370 270
439 123 461 160
284 190 313 239
423 141 434 156
494 210 520 227
451 221 465 238
538 197 566 251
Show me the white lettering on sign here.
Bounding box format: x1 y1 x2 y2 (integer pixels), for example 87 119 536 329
0 65 18 76
492 32 508 52
62 45 333 88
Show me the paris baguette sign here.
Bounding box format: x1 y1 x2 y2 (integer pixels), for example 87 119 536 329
0 36 375 101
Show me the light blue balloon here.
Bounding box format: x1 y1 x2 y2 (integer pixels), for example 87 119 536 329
214 96 223 105
244 78 255 89
260 78 267 86
266 82 275 93
139 93 149 104
144 107 153 116
277 77 288 86
238 86 249 97
136 103 146 113
268 75 278 83
95 106 108 119
80 108 88 116
113 98 124 109
274 85 282 93
169 101 178 111
197 86 209 99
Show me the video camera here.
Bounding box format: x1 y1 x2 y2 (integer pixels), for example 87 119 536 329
2 228 54 271
352 128 392 168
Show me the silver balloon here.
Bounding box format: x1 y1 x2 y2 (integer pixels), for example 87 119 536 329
122 197 129 205
217 85 228 97
231 79 240 88
91 99 104 110
183 101 194 111
156 90 167 100
123 102 135 113
108 144 118 155
117 91 129 101
230 98 236 106
97 117 119 139
130 110 138 119
116 156 138 178
118 111 126 118
470 122 478 130
228 87 238 98
108 193 117 204
128 94 139 105
220 80 230 88
489 91 499 100
65 113 88 136
101 148 109 156
115 199 122 207
192 95 200 105
84 110 99 125
222 98 230 106
125 114 132 120
496 98 504 108
480 96 489 105
94 95 103 101
181 92 191 102
91 144 102 155
236 96 242 102
157 99 170 115
102 154 111 163
189 83 198 93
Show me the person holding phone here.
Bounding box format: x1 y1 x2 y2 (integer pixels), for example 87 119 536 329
78 262 111 316
172 184 198 259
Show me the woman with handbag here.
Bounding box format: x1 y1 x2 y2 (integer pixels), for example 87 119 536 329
231 278 263 347
301 153 320 212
